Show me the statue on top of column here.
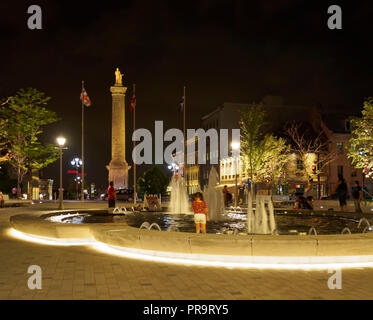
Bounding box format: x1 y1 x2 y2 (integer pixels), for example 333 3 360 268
115 68 123 85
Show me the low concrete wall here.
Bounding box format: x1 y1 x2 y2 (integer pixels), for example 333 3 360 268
10 213 93 239
2 200 32 208
91 225 373 257
313 200 373 213
9 211 373 257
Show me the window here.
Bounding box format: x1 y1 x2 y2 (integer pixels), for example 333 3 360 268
296 159 303 170
337 165 343 177
351 171 357 177
336 142 343 154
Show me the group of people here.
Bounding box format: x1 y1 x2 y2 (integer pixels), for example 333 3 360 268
222 184 246 207
294 195 313 210
0 187 18 208
334 175 363 213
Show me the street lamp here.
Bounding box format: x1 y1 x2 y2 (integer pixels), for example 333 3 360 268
231 141 240 207
168 163 179 175
71 157 82 167
71 157 82 200
56 137 66 210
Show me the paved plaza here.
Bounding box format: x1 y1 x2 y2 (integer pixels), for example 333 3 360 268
1 202 373 300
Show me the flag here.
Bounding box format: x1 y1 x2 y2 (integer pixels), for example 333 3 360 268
130 91 136 112
179 96 184 112
80 88 92 107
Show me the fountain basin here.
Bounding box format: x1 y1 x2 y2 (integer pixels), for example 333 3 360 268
8 209 373 269
39 210 366 235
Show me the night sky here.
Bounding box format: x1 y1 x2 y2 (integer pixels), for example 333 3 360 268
1 1 372 191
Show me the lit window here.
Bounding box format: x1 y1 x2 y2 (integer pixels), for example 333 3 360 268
336 142 343 154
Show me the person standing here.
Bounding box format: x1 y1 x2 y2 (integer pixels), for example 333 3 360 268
107 181 116 208
0 192 4 208
12 187 17 199
192 192 209 234
223 185 228 207
352 180 363 213
238 183 245 205
334 175 348 212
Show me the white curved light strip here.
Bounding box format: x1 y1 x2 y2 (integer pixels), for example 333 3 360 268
8 228 373 270
92 242 373 270
8 228 93 246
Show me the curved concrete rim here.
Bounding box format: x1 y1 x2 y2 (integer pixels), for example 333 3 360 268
8 210 373 269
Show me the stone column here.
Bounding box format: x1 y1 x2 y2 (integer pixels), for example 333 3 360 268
106 84 131 189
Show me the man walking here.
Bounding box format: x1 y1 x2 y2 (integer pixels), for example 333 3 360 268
107 181 116 208
352 180 363 213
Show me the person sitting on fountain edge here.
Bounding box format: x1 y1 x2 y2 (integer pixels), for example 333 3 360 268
192 192 210 234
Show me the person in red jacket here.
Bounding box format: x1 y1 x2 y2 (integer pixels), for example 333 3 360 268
191 192 209 234
107 181 116 208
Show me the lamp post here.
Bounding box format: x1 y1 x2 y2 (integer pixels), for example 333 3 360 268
57 137 66 210
231 141 240 207
71 157 82 200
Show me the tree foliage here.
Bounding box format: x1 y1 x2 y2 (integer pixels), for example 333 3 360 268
348 98 373 178
0 88 60 196
0 118 8 162
261 135 290 184
137 166 169 197
285 122 336 184
0 163 17 194
0 99 9 162
240 103 289 184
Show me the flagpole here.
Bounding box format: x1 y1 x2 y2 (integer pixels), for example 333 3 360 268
133 84 137 205
81 80 85 202
183 85 186 174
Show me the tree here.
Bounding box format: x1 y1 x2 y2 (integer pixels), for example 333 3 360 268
240 103 289 186
137 166 169 197
0 99 9 162
0 119 8 162
348 98 373 178
0 88 60 197
24 143 59 199
285 122 336 189
0 162 17 195
261 135 290 186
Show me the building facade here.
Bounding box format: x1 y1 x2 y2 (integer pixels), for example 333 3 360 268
199 96 372 199
321 115 372 196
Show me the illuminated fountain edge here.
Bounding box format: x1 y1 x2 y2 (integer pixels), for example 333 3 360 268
8 210 373 269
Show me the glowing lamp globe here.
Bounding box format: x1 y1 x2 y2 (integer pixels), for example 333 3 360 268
56 137 66 147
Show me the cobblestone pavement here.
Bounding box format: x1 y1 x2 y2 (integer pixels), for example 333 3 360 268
1 202 373 300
